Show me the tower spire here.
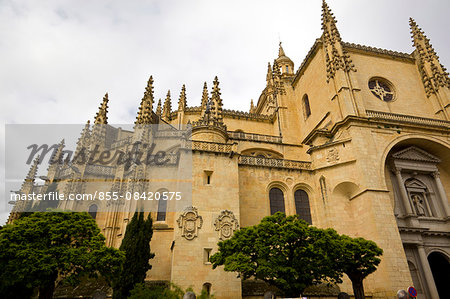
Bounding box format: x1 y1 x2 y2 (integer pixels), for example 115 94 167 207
321 0 356 82
409 18 450 96
136 76 154 124
94 93 109 125
178 84 187 111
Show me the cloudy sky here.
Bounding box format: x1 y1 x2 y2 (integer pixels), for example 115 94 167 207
1 0 449 224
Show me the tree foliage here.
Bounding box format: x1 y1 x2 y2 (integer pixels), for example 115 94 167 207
0 212 124 299
210 213 382 298
336 235 383 299
113 211 155 299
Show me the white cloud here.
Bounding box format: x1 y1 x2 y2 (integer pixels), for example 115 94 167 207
1 0 449 224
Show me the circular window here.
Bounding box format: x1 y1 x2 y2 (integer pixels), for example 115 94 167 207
368 78 395 102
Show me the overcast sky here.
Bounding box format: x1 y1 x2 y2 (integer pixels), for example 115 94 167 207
1 0 449 224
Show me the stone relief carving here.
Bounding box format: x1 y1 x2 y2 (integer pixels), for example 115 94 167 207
214 210 239 240
326 148 340 163
411 194 426 216
177 206 203 240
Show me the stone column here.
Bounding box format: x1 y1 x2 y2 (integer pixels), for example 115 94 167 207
417 245 440 299
394 169 414 216
431 171 450 217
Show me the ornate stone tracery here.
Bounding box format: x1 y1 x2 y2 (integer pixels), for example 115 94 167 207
177 206 203 240
214 210 239 240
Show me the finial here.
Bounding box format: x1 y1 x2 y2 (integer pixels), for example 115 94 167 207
94 93 109 125
278 41 286 57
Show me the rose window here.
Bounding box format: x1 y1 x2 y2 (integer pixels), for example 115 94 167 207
368 78 394 102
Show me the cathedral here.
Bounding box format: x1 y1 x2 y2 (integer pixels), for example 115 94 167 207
8 1 450 298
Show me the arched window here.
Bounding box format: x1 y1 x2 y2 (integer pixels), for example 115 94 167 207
88 204 98 220
303 94 311 118
294 190 312 224
269 188 285 215
157 195 167 221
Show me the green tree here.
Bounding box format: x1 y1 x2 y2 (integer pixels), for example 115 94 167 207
0 212 124 299
113 211 155 299
211 213 383 298
337 235 383 299
210 213 343 297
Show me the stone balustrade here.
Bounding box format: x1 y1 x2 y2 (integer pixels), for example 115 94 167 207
238 155 311 170
366 110 450 128
228 131 282 143
189 140 233 153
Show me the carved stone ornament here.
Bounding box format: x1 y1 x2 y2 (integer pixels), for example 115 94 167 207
326 148 340 163
214 210 239 240
177 206 203 240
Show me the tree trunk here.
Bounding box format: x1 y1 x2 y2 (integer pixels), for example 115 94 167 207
38 275 56 299
351 277 365 299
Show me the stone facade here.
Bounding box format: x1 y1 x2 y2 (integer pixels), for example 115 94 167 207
9 1 450 298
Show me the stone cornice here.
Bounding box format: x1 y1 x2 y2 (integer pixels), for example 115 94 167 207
342 42 414 61
223 109 275 122
292 39 416 87
302 110 450 145
306 137 352 154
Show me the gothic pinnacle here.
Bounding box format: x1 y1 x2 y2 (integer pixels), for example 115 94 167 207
201 82 208 108
94 93 109 125
136 75 154 124
409 17 450 94
49 139 65 167
26 155 40 181
321 0 341 44
210 76 223 121
156 99 162 116
21 155 40 191
178 84 187 111
266 62 273 82
163 90 172 119
409 17 437 58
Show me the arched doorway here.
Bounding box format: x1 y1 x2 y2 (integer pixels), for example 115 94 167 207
428 252 450 298
383 138 450 299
